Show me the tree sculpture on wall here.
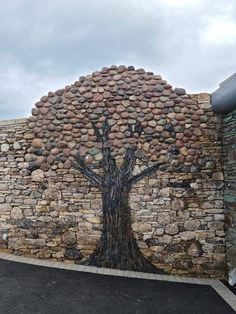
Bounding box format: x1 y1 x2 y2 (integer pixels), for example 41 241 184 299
72 117 165 273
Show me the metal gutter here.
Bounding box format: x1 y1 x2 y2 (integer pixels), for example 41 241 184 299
211 73 236 114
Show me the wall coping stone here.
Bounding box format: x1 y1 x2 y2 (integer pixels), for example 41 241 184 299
0 118 28 126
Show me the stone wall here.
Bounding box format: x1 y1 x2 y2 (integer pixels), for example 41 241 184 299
223 110 236 283
0 66 225 277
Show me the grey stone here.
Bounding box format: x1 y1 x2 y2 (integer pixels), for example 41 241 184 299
165 224 179 235
1 144 9 152
31 169 45 182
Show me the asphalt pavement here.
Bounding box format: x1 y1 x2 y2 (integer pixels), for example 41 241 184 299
0 259 235 314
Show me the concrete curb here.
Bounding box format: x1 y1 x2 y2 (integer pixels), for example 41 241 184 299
0 252 235 311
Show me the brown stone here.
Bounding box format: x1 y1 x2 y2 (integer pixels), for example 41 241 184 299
31 138 43 148
176 113 185 121
62 231 76 245
93 93 104 101
186 240 203 257
57 141 68 148
63 124 72 131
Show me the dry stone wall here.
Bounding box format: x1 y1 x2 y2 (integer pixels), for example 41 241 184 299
223 110 236 283
0 66 225 277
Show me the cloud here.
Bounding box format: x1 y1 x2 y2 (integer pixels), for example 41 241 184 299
0 0 235 119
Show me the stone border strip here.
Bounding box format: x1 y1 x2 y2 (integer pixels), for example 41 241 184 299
0 118 28 126
0 252 235 311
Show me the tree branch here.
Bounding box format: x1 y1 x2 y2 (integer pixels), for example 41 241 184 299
92 117 110 143
129 163 164 186
91 122 103 142
120 147 137 183
102 117 110 142
72 154 103 190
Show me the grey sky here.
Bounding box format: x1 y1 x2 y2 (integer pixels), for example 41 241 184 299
0 0 236 119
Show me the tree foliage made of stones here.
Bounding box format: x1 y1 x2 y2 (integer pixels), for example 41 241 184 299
27 65 203 173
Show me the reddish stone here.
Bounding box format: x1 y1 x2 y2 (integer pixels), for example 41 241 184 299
47 155 55 165
145 113 153 121
45 113 55 120
51 148 59 155
57 141 68 148
176 113 185 121
184 130 193 137
113 74 121 81
99 79 108 86
64 135 73 143
140 101 147 109
162 131 170 138
63 124 72 131
155 125 163 132
64 160 72 169
40 163 50 171
121 112 129 119
148 120 156 127
66 111 76 119
144 127 154 135
116 105 125 113
93 93 104 102
153 108 162 115
192 114 199 121
31 138 43 148
188 149 197 156
193 128 202 136
176 140 184 148
109 133 116 140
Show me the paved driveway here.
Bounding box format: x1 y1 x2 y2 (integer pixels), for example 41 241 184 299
0 259 235 314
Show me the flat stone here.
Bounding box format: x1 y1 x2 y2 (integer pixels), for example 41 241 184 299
13 142 21 150
184 220 200 231
180 231 196 240
171 199 186 211
0 203 12 212
62 231 76 245
42 188 61 201
212 172 224 180
11 208 24 220
158 187 172 198
158 213 171 225
175 88 185 95
93 93 104 102
1 144 9 152
132 222 152 233
165 224 179 235
31 169 45 182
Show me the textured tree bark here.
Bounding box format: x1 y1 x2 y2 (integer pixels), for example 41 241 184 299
73 118 165 273
87 189 158 272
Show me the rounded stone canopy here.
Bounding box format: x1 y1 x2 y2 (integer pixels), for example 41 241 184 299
28 65 202 172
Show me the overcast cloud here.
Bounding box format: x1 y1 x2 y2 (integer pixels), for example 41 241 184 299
0 0 236 119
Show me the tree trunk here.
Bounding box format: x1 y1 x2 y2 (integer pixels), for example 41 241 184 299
86 186 162 273
73 119 166 274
